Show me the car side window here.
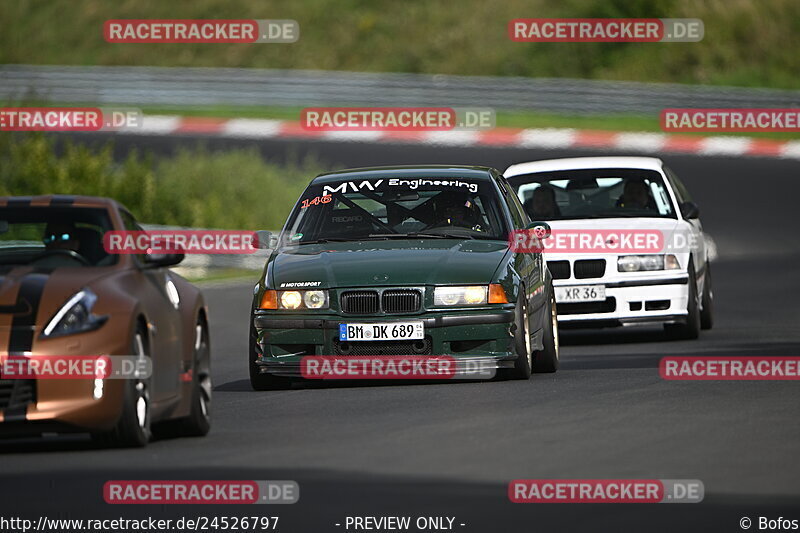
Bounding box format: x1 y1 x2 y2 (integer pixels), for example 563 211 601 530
120 210 147 265
498 177 528 229
665 167 692 203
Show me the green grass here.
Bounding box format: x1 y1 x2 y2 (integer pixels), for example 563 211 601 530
0 133 321 229
1 0 799 89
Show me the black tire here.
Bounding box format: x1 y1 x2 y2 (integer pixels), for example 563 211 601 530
665 263 701 340
92 325 152 447
532 285 559 374
507 288 533 380
249 319 293 391
157 318 212 437
700 262 714 330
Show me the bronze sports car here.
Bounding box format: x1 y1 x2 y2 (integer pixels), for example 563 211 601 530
0 195 211 446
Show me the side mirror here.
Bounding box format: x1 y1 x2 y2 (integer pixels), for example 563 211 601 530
525 221 551 239
255 230 278 249
680 202 700 219
144 252 184 268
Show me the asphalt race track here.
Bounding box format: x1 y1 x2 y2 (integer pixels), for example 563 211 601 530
2 133 799 532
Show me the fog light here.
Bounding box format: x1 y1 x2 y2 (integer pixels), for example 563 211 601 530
93 378 104 400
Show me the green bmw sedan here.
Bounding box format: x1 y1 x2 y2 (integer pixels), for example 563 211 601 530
249 165 558 389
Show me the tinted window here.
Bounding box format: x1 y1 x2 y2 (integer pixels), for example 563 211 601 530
665 166 692 203
510 168 677 220
282 176 509 243
0 206 117 267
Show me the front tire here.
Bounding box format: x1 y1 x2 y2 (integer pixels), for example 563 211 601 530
158 318 212 437
665 263 701 340
507 288 533 380
700 262 714 330
532 285 559 374
92 326 152 447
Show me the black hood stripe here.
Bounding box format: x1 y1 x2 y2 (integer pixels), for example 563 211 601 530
8 272 49 355
2 272 49 420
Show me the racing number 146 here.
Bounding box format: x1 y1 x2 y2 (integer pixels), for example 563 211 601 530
300 195 332 209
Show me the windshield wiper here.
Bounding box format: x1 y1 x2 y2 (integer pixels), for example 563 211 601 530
293 238 354 244
372 232 489 240
369 232 454 239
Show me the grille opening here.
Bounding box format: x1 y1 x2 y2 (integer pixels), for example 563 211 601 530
547 261 570 280
450 339 492 353
557 297 616 315
271 344 316 357
629 302 643 311
574 259 606 279
333 337 432 356
645 300 670 311
0 379 36 411
382 289 422 314
340 290 379 314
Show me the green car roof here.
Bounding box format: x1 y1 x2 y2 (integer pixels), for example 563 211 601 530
310 165 499 185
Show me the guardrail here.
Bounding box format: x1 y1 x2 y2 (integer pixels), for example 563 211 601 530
3 64 799 115
140 225 272 279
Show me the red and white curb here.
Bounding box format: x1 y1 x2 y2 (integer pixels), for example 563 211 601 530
115 115 800 160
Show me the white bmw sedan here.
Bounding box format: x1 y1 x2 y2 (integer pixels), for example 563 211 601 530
504 156 713 339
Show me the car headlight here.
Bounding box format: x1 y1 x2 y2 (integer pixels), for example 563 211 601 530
617 254 680 272
434 286 488 306
259 289 329 310
303 290 327 309
280 291 303 309
41 288 108 338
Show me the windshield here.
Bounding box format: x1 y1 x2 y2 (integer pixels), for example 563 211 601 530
282 176 509 244
510 169 676 221
0 206 118 268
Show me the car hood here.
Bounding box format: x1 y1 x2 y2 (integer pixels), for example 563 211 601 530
270 240 509 288
0 267 118 332
544 217 685 254
546 217 679 231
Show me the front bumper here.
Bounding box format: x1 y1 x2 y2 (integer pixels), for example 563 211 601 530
555 275 689 328
253 308 517 377
0 314 132 435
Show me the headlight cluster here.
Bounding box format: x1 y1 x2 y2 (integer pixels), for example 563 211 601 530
259 289 329 310
434 284 508 306
617 254 680 272
42 288 108 338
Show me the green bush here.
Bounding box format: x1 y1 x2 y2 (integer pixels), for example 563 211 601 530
0 134 319 229
1 0 798 88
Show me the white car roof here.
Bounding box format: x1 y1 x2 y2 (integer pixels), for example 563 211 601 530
504 156 664 177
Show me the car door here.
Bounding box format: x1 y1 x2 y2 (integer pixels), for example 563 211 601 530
664 167 706 282
496 175 543 307
120 211 183 404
